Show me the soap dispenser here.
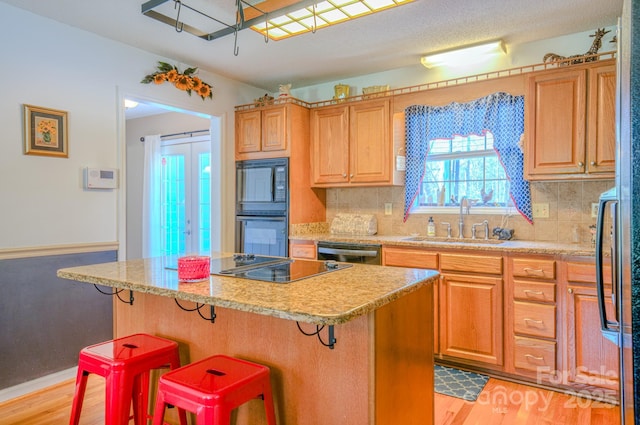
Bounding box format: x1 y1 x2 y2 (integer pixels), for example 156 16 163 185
427 216 436 237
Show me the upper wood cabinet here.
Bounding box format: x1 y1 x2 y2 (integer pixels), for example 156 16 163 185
310 98 403 187
235 102 308 160
525 59 616 180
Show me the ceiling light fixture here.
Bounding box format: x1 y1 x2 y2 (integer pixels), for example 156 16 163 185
420 40 506 69
250 0 414 41
124 99 139 109
142 0 414 55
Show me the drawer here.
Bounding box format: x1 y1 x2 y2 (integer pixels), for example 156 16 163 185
513 280 556 303
513 301 556 339
514 336 556 372
512 258 555 280
289 243 316 259
440 253 502 275
383 247 438 269
566 261 612 284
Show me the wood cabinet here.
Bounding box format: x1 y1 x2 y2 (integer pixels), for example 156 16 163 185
439 253 503 366
383 246 439 352
383 245 620 398
525 59 616 180
383 246 503 367
235 100 326 229
564 259 619 394
235 101 309 160
289 240 316 259
508 257 558 379
310 98 403 187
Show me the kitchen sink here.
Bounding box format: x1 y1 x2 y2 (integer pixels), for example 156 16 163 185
402 236 505 244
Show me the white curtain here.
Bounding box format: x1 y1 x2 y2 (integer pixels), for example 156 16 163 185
142 134 162 258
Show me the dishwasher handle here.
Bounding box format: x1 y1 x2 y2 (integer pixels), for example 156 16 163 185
317 246 379 257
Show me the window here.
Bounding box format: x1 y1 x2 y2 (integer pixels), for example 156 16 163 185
413 132 512 214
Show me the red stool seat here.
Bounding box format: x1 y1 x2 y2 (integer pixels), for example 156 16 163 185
69 333 187 425
152 355 277 425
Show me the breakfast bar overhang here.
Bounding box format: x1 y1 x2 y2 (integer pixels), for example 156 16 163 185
57 254 439 425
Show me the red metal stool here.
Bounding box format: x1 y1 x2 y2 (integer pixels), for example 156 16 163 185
69 333 188 425
151 355 277 425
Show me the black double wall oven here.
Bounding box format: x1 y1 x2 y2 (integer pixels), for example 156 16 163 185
235 158 289 257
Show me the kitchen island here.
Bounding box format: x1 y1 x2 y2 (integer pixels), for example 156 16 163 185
57 254 438 425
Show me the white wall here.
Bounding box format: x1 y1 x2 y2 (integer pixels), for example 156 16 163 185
292 27 617 101
0 3 265 251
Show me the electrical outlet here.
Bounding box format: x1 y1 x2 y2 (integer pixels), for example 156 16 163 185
384 203 392 215
532 202 550 218
591 203 599 218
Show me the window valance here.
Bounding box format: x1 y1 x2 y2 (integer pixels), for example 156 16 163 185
404 92 532 223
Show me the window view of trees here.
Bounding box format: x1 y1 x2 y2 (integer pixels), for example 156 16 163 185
416 132 511 209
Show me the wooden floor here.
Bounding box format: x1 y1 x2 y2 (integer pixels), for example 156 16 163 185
0 375 621 425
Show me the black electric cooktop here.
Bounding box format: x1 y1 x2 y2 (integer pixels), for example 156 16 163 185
211 254 352 283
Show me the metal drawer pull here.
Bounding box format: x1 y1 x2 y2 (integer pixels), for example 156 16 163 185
524 317 544 325
523 289 545 296
523 267 545 276
525 353 545 362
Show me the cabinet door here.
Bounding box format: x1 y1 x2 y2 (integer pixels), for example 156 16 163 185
440 273 503 365
236 109 262 154
262 107 287 152
586 63 616 174
566 284 619 391
310 106 349 184
525 69 587 177
349 99 391 184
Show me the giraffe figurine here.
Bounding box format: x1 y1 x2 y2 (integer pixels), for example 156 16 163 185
543 28 611 65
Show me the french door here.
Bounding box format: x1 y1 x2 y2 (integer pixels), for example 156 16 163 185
160 138 211 256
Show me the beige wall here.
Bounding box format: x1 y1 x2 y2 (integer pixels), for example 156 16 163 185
326 179 613 245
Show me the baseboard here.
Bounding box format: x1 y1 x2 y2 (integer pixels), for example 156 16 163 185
0 367 77 403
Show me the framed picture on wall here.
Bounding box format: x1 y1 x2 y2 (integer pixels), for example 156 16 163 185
23 104 68 158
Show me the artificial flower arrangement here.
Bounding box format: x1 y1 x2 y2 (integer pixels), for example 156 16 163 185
141 62 213 100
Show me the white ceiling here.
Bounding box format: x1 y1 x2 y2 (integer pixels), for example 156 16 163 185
1 0 622 94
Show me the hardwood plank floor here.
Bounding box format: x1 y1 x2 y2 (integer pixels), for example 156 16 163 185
0 376 621 424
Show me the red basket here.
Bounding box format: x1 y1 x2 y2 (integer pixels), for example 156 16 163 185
177 256 210 282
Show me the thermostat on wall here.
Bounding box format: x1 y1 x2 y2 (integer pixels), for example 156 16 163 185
85 167 118 189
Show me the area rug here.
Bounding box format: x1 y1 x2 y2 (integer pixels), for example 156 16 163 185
434 365 489 401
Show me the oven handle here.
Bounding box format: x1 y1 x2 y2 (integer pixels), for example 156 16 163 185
317 247 379 257
236 215 287 221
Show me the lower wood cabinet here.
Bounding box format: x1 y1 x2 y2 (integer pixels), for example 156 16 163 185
382 245 620 399
564 260 619 394
383 247 503 367
439 273 503 366
289 240 316 259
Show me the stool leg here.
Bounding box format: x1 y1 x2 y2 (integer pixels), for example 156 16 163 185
132 371 150 425
168 354 188 425
68 369 89 425
151 388 167 425
105 370 135 425
201 404 229 425
261 383 277 425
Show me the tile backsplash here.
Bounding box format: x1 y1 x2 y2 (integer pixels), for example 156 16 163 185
325 180 614 244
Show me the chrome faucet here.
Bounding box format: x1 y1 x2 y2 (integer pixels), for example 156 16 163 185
458 196 468 238
472 220 490 240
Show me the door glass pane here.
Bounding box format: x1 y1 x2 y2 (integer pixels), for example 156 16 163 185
199 152 211 253
161 154 186 256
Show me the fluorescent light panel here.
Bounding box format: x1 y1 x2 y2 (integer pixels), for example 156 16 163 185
421 40 506 68
250 0 413 40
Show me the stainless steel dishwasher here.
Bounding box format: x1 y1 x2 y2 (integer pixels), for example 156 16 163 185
316 241 382 265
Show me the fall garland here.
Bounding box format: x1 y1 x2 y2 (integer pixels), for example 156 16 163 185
141 62 213 100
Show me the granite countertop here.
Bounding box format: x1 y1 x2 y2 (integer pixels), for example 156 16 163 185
289 233 596 257
57 254 439 326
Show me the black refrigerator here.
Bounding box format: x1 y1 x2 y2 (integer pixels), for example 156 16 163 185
597 3 639 423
